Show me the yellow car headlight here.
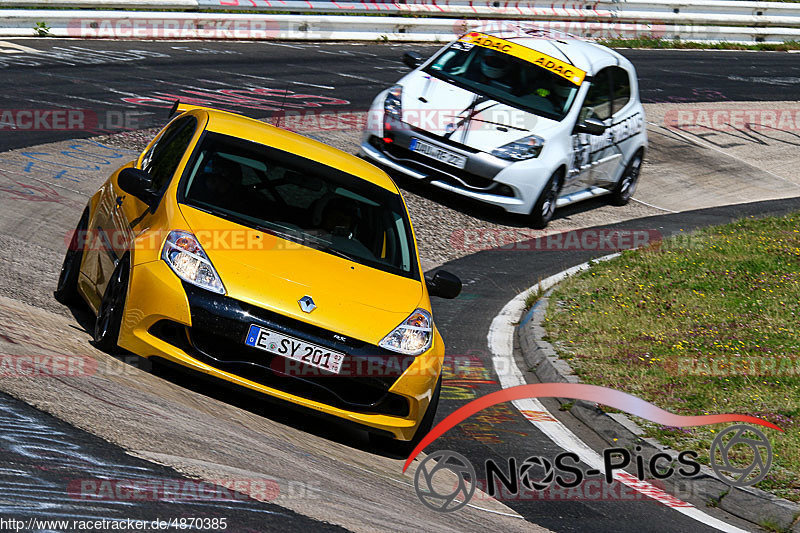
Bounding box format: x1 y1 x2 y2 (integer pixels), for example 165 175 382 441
379 308 432 356
161 230 226 295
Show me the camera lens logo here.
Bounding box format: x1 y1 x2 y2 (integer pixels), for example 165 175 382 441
414 450 476 512
519 456 554 491
710 425 772 487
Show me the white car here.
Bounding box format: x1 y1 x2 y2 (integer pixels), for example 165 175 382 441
360 28 648 227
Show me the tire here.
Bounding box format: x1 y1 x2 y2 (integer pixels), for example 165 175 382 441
93 257 130 352
610 150 643 206
530 169 563 229
370 375 442 456
54 207 89 305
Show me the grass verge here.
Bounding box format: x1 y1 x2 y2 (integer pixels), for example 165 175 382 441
598 36 800 51
544 213 800 501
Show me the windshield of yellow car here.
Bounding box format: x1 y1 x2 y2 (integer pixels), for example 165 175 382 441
179 132 419 280
424 40 581 122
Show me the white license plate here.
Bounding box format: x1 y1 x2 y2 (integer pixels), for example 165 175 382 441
245 324 345 374
409 138 467 169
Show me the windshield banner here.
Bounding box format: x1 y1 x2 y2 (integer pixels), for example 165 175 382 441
459 32 587 86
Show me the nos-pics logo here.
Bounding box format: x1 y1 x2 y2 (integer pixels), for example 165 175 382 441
404 385 781 512
413 424 772 512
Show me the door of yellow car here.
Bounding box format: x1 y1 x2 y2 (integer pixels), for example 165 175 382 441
90 115 200 302
79 181 118 311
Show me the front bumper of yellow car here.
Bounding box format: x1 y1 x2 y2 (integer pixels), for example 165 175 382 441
117 259 443 441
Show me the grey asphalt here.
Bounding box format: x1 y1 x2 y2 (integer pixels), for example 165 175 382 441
1 39 799 151
426 196 800 532
0 389 346 532
0 38 798 532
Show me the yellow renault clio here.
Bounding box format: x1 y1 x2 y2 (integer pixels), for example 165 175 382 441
55 104 461 447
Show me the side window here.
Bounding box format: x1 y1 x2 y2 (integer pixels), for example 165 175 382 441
141 116 197 193
579 68 612 122
610 66 631 115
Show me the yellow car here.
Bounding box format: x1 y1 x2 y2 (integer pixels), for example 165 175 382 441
54 103 462 446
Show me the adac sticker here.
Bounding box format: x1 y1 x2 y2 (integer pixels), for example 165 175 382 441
459 32 586 86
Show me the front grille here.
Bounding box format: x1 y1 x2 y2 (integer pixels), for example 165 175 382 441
405 125 480 153
371 136 515 197
191 329 408 416
149 285 412 418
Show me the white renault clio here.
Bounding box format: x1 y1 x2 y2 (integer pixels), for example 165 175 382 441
360 28 647 227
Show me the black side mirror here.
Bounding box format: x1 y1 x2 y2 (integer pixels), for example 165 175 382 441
574 117 607 136
118 167 156 206
402 51 424 69
426 270 462 299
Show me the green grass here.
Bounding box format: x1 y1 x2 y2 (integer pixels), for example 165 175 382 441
545 213 800 501
598 36 800 51
523 281 544 311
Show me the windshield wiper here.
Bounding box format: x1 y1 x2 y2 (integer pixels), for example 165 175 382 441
317 245 360 263
444 95 497 139
247 221 314 247
247 219 362 263
299 232 362 263
464 117 528 131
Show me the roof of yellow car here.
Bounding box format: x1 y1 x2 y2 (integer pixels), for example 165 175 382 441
195 108 399 193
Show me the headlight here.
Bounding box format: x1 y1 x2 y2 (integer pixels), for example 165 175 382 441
384 85 403 121
161 230 225 294
379 308 433 356
491 134 545 161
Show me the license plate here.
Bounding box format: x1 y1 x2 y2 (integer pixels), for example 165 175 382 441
244 324 345 374
409 138 467 169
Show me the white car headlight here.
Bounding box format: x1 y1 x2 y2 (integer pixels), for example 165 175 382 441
384 85 403 121
379 308 433 356
161 230 225 294
491 134 545 161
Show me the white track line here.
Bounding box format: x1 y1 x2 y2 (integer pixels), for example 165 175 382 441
290 80 336 90
649 121 800 188
488 259 746 533
0 41 39 54
631 197 679 213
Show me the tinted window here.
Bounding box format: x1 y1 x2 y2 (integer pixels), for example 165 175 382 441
610 66 631 115
181 133 419 279
141 116 197 192
424 41 581 121
580 68 612 121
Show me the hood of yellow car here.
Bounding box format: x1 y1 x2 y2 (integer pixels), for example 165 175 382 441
178 204 424 345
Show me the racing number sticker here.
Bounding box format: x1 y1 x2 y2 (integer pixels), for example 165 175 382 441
459 32 587 86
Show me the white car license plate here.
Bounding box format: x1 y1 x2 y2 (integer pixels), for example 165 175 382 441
409 138 467 169
245 324 344 374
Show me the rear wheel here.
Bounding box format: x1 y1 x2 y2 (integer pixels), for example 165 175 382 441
530 169 563 229
94 257 129 352
610 150 643 206
370 375 442 456
54 207 89 305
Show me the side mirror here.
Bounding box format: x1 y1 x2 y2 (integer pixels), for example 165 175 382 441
574 117 607 136
118 167 156 206
402 51 424 69
426 270 462 299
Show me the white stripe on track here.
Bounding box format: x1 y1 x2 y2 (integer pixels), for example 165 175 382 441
487 259 747 533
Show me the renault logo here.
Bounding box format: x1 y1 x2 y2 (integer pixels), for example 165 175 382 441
298 295 316 313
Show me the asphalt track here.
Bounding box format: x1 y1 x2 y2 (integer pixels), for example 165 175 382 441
0 38 798 532
427 196 800 532
1 39 799 150
0 390 346 532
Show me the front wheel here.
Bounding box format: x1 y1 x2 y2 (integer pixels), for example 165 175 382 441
94 258 129 352
610 150 643 206
54 207 89 305
530 170 563 229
